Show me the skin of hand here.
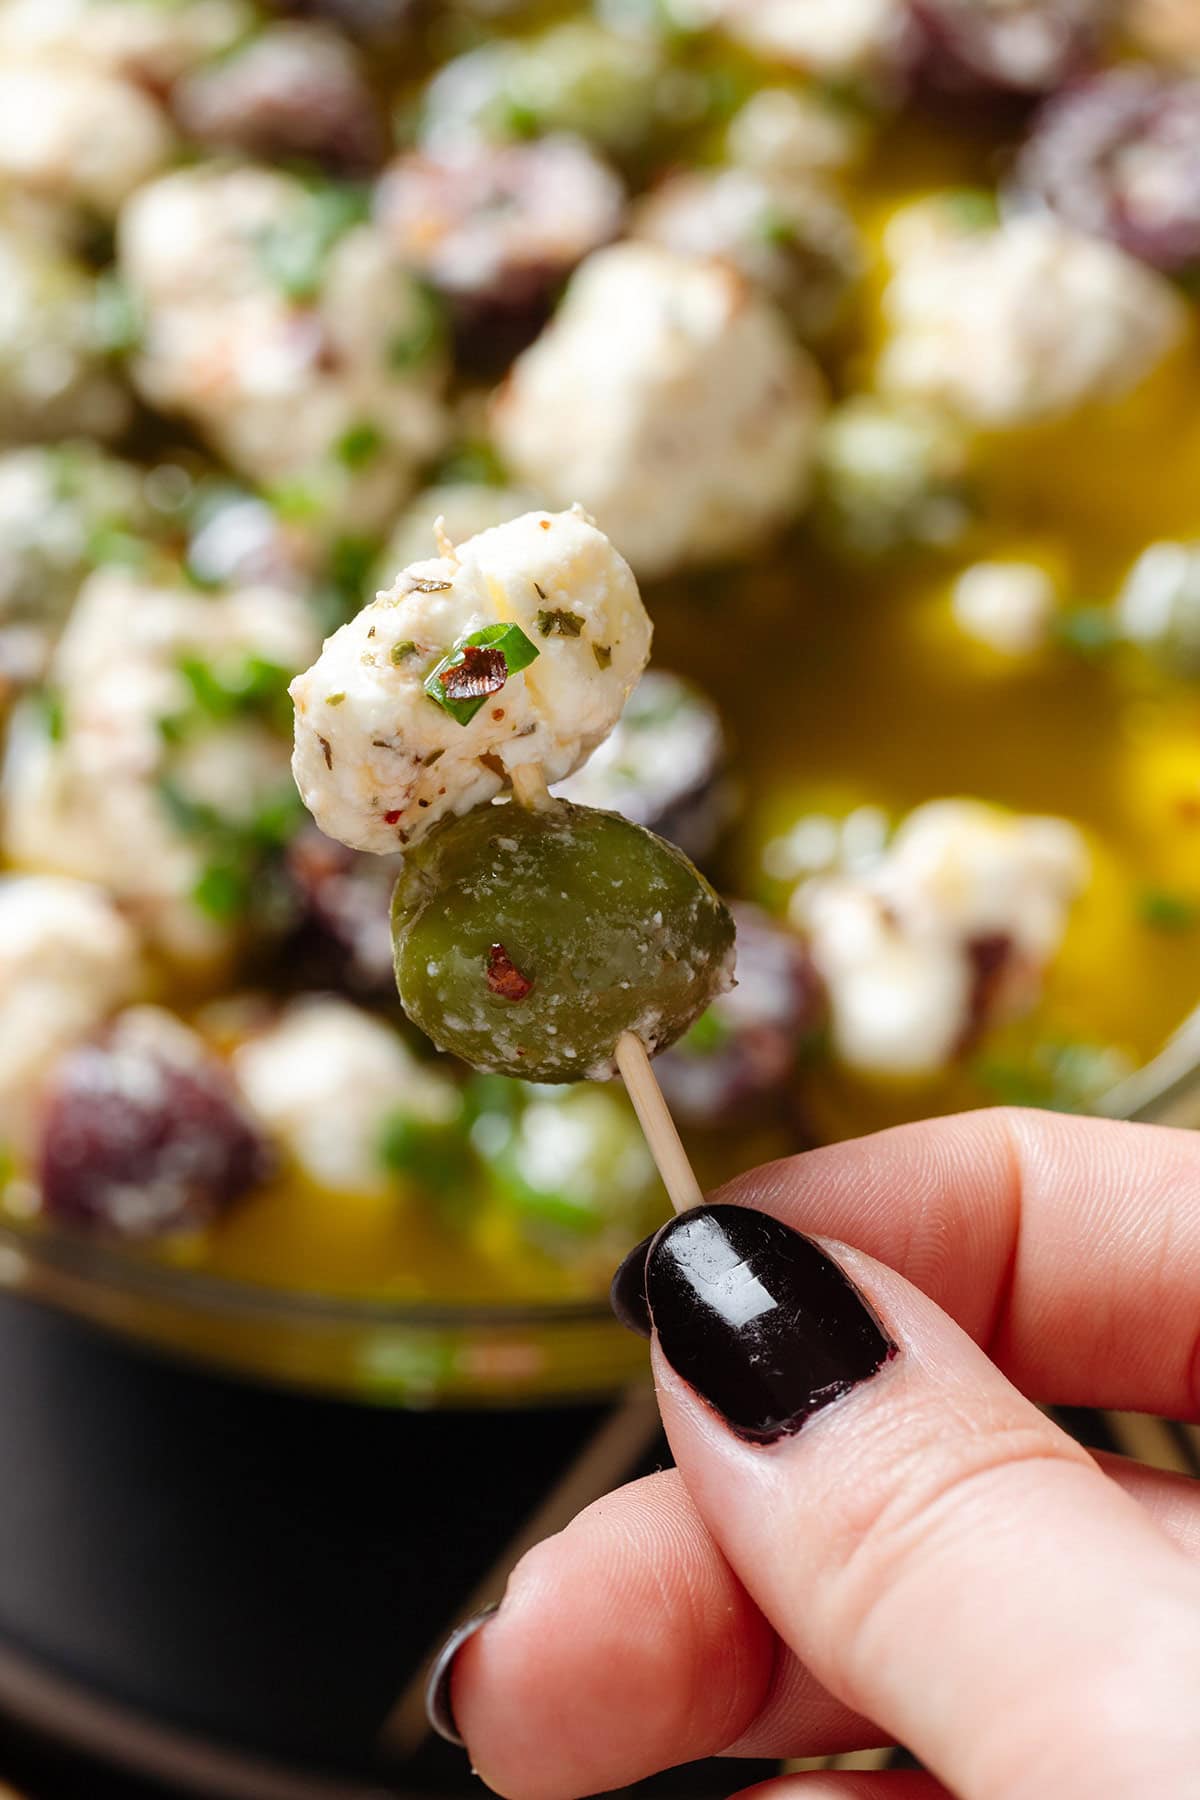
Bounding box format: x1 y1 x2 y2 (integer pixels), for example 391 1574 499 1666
434 1108 1200 1800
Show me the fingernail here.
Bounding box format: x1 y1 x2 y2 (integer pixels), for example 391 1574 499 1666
424 1602 500 1747
610 1227 659 1337
644 1204 896 1445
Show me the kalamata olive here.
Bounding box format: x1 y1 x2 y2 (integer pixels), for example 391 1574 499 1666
286 825 400 992
1012 68 1200 273
910 0 1111 96
266 0 419 44
552 670 733 865
38 1007 271 1237
173 22 384 175
655 905 825 1126
376 137 624 352
1116 540 1200 677
392 798 736 1081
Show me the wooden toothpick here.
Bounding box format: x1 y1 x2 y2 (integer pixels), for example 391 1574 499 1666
510 761 703 1215
612 1031 703 1215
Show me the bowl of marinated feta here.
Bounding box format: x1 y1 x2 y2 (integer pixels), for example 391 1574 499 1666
7 0 1200 1788
3 0 1200 1415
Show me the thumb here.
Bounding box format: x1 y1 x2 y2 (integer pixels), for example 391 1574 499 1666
614 1204 1200 1800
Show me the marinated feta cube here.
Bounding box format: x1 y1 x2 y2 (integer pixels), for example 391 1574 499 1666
709 0 914 84
879 207 1186 429
0 59 173 215
234 997 459 1198
952 559 1058 654
0 0 252 85
492 243 826 577
0 874 141 1145
793 799 1089 1075
3 567 319 967
118 165 450 528
291 505 652 854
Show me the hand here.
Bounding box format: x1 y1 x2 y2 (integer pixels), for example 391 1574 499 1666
431 1109 1200 1800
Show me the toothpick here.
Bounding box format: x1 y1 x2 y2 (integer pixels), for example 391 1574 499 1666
613 1030 703 1215
510 760 703 1216
509 761 556 811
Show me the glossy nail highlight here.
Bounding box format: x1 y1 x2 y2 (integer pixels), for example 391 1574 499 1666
637 1204 896 1444
424 1601 500 1747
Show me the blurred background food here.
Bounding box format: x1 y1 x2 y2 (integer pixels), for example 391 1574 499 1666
2 0 1200 1330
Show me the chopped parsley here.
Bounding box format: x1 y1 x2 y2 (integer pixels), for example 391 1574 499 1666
254 182 369 303
334 420 384 470
1138 888 1200 932
536 608 584 638
974 1038 1131 1114
424 622 539 726
386 282 447 372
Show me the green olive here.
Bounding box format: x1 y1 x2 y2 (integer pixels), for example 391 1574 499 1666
391 798 736 1081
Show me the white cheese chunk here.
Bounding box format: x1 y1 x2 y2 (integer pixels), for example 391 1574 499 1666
952 559 1057 654
291 505 652 854
234 998 458 1198
119 165 449 527
0 60 172 214
794 799 1089 1076
492 242 825 578
3 567 318 967
708 0 913 81
879 209 1186 429
0 874 141 1145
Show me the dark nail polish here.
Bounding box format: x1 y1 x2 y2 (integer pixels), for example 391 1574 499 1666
611 1227 659 1337
644 1205 896 1445
424 1602 500 1747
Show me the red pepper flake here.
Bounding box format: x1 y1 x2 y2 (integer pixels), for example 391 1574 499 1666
539 520 551 530
439 644 507 702
383 807 403 825
318 735 333 770
486 942 533 1002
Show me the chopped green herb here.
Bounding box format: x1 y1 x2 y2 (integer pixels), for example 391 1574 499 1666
38 689 66 743
433 440 508 487
391 639 418 665
386 282 446 371
974 1038 1131 1113
1139 888 1200 932
192 861 251 922
86 523 149 570
943 187 1000 232
325 691 346 706
254 182 369 302
680 1007 732 1057
758 205 796 250
1054 607 1117 657
378 1109 470 1195
92 271 143 356
592 643 613 670
536 608 584 638
267 480 322 524
424 622 539 726
335 420 384 470
248 785 306 850
171 652 293 735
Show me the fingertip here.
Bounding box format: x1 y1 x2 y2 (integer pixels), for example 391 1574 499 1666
452 1472 777 1800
